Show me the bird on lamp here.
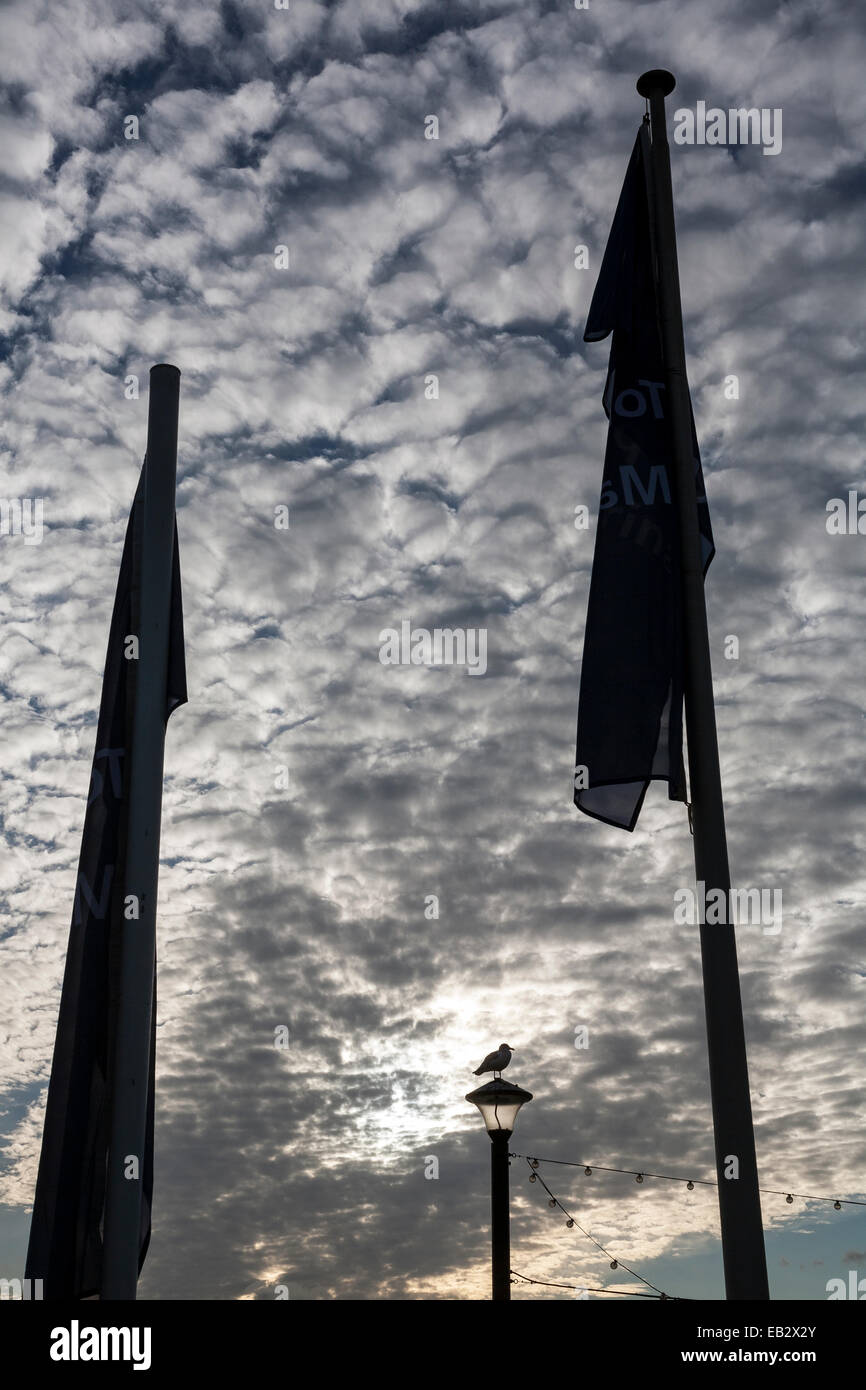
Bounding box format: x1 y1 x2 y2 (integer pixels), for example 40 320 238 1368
473 1043 514 1079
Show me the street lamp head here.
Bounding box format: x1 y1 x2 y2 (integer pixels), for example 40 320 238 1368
466 1078 533 1137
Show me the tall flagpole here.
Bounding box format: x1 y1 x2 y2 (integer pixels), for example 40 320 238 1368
101 364 181 1299
636 71 769 1300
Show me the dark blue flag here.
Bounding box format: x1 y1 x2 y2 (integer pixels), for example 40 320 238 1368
575 125 714 830
25 460 186 1298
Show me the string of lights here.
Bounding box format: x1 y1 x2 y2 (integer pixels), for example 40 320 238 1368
510 1270 672 1299
511 1152 863 1211
521 1156 682 1299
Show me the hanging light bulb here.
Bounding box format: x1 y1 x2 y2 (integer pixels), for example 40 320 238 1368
530 1158 539 1168
529 1172 536 1182
584 1166 592 1176
566 1218 574 1228
687 1181 694 1191
786 1194 793 1204
548 1198 556 1207
610 1260 618 1270
636 1173 644 1184
834 1201 842 1211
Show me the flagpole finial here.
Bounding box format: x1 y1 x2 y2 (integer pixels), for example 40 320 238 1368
637 69 675 97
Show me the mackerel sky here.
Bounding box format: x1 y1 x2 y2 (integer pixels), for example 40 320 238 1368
1 0 865 1300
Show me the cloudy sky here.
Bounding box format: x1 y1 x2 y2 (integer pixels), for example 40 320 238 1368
1 0 865 1301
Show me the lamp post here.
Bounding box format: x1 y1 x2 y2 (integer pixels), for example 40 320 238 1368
466 1078 533 1301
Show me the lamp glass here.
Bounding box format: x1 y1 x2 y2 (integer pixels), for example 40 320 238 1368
475 1096 523 1133
466 1080 533 1136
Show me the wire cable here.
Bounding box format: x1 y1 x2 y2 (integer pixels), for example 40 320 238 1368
511 1152 863 1209
521 1157 682 1298
511 1269 673 1298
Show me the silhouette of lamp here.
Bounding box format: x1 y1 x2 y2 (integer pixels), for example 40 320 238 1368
466 1079 533 1301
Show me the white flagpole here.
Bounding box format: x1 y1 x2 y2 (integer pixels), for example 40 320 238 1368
100 363 180 1299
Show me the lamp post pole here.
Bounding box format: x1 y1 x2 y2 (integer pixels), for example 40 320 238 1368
490 1131 511 1302
466 1076 533 1302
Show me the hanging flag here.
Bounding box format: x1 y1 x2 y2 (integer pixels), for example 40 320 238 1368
574 124 714 830
25 460 186 1298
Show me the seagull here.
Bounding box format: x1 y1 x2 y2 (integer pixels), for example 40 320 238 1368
473 1043 514 1079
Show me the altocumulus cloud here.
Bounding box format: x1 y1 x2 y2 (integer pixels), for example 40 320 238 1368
0 0 864 1299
